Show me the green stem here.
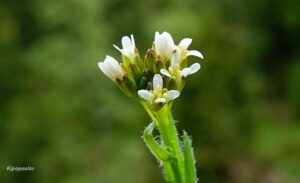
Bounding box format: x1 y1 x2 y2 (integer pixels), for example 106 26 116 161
155 105 185 183
163 162 176 183
141 102 158 124
143 122 176 182
141 103 177 182
141 102 190 183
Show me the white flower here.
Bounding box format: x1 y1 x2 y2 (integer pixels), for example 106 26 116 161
154 32 175 61
177 38 203 59
160 49 201 78
138 74 180 104
180 63 201 77
113 34 136 60
98 56 125 82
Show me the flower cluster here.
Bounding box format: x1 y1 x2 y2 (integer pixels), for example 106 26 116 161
98 32 203 111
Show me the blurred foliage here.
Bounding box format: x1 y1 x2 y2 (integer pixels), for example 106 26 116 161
0 0 299 182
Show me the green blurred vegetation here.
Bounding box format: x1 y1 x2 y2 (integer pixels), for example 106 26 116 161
0 0 300 182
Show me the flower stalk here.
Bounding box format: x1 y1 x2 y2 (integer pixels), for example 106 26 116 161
97 32 203 183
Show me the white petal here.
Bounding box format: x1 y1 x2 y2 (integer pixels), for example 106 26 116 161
181 67 191 77
155 98 166 104
179 38 192 50
98 62 108 76
138 90 153 102
155 32 160 42
187 50 203 59
155 32 174 58
155 35 166 56
160 69 172 77
189 63 201 75
130 34 135 47
122 36 132 48
166 90 180 100
122 46 135 59
98 62 114 81
154 32 160 48
113 44 122 52
153 74 163 89
105 56 124 77
171 49 180 66
162 32 174 46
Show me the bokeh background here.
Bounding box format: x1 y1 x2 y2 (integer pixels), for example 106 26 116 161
1 0 300 182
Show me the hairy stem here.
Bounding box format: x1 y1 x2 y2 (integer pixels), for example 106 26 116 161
142 103 198 183
155 105 185 183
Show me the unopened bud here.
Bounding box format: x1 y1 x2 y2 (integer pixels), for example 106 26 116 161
153 59 163 73
122 75 137 97
143 68 154 82
134 56 144 70
129 63 142 82
146 81 152 91
139 76 147 90
145 49 156 69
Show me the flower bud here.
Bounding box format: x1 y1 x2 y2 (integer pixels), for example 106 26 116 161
134 50 144 68
143 68 154 82
122 75 137 97
139 76 147 90
145 49 156 70
129 63 142 82
146 81 152 91
153 59 164 74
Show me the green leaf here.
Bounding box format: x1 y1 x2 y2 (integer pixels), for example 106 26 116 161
183 131 197 183
143 122 173 161
144 122 177 182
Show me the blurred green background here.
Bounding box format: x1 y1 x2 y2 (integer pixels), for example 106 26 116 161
1 0 300 182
